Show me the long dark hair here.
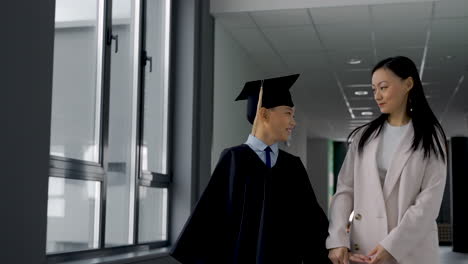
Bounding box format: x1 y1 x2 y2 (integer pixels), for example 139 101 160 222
348 56 447 161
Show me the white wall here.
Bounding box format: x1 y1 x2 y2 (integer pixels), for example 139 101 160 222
211 21 265 171
306 138 330 213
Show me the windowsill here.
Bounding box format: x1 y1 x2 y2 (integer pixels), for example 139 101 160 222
52 247 173 264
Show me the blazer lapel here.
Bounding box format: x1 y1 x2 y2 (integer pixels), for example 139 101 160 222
382 123 415 202
365 132 387 214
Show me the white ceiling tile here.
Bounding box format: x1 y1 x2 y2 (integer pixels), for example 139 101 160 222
294 70 344 106
282 51 330 72
448 80 468 114
425 45 468 71
371 2 433 22
309 5 371 25
317 23 372 50
431 18 468 46
423 68 464 98
376 47 424 67
373 20 429 48
250 9 311 27
228 28 273 54
336 69 371 86
434 0 468 18
214 13 256 29
348 98 376 108
250 52 288 75
262 25 322 52
299 69 336 83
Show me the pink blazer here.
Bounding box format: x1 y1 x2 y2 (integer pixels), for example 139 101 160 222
326 125 447 264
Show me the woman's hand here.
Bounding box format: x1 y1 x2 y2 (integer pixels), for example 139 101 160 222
328 247 349 264
366 244 395 264
349 253 371 263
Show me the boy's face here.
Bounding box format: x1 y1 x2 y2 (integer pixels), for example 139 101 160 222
265 106 296 142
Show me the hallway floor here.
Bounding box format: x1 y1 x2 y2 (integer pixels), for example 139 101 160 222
441 246 468 264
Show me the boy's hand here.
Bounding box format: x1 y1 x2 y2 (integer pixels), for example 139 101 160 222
328 247 349 264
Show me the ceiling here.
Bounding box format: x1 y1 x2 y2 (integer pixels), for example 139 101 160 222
213 0 468 140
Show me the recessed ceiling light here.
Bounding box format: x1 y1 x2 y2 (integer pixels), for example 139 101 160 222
347 84 371 88
354 91 369 96
445 55 454 60
347 58 362 65
361 111 373 116
351 107 373 110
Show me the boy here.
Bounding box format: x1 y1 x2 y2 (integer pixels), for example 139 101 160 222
171 74 330 263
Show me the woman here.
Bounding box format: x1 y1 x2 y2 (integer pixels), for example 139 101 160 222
327 56 447 264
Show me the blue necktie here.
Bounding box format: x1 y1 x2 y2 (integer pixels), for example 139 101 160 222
257 146 273 263
264 147 272 168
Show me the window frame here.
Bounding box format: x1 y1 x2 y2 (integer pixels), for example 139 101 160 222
134 0 172 245
46 0 173 261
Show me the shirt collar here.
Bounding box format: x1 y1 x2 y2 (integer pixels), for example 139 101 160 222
246 134 279 155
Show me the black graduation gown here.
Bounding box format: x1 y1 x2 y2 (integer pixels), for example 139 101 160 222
171 144 331 264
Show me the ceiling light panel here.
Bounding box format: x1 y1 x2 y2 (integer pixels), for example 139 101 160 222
328 50 374 70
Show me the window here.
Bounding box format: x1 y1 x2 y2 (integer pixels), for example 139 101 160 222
47 178 101 253
137 0 172 243
104 0 138 248
50 0 101 162
47 0 172 258
141 0 171 175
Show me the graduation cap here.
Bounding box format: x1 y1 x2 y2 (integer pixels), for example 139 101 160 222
235 74 300 124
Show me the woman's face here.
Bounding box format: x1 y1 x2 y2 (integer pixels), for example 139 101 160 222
371 68 413 115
